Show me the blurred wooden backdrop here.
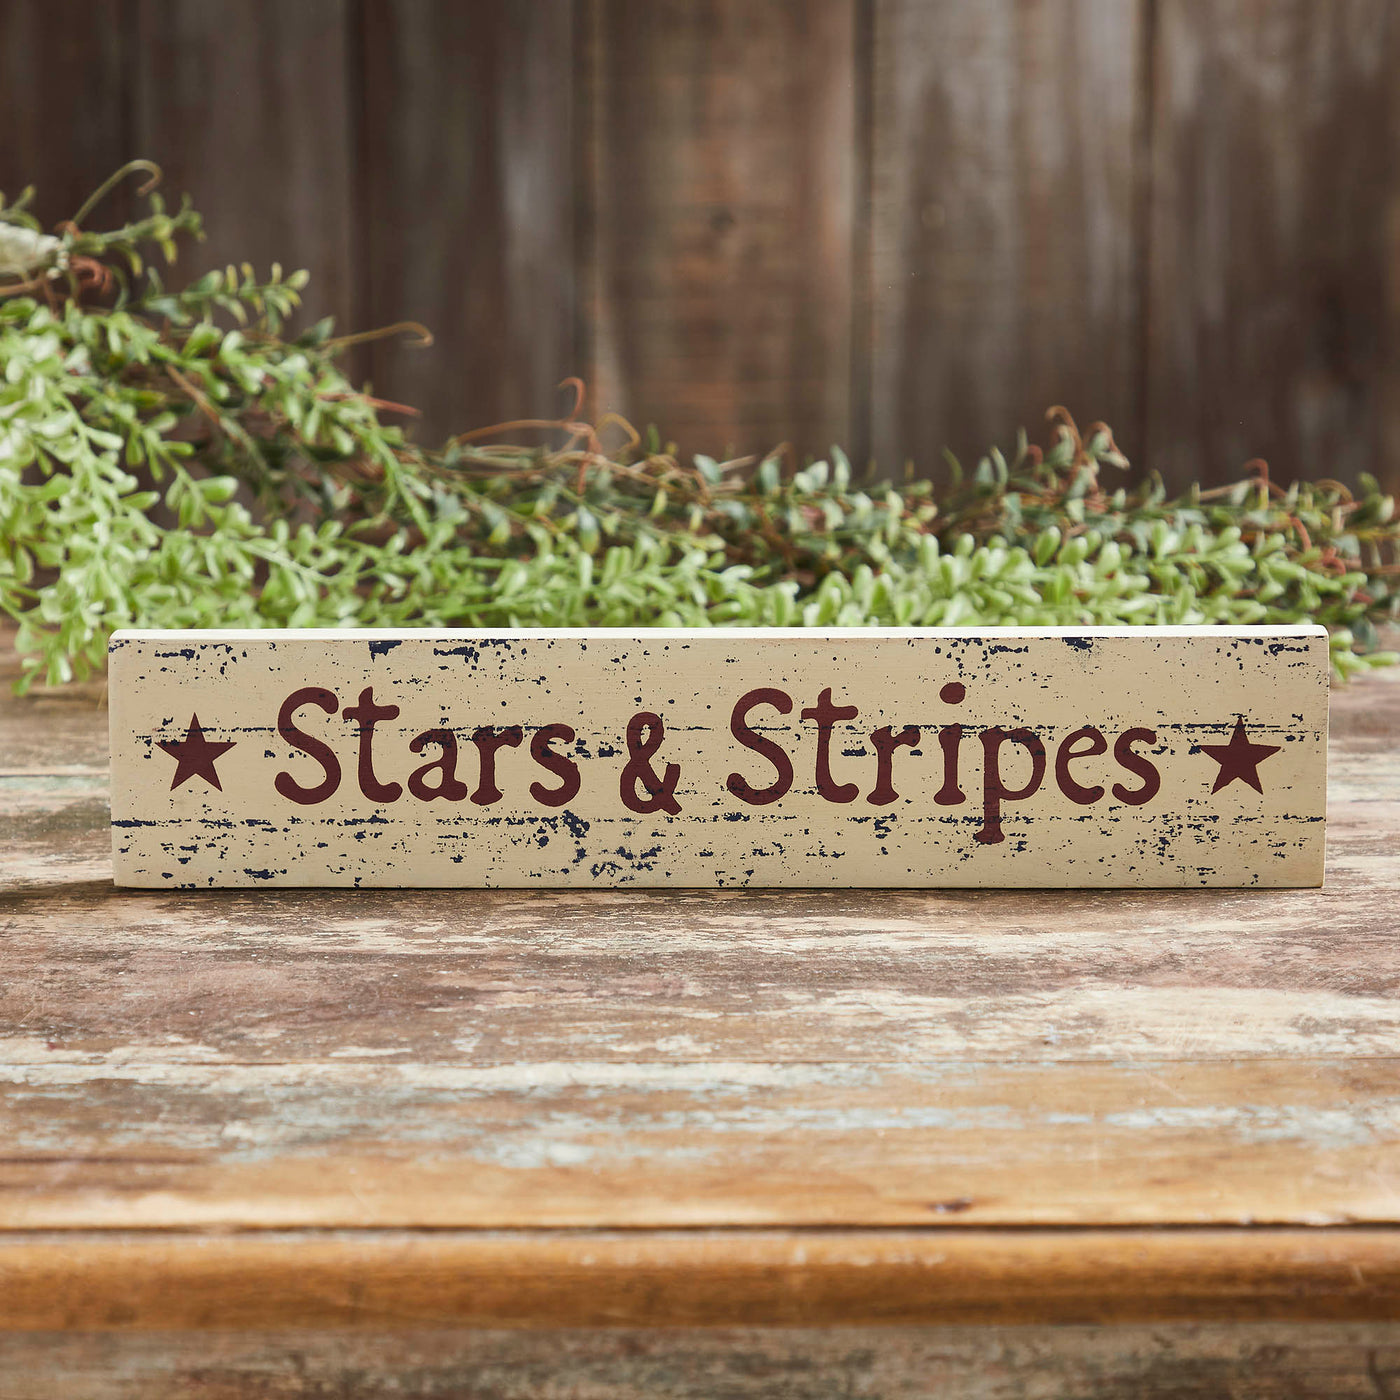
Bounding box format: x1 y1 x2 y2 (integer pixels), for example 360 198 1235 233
4 0 1398 490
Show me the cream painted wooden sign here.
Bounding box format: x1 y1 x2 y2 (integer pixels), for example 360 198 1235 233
108 626 1328 889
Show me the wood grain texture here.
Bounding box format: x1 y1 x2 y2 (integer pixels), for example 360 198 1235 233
13 4 1400 494
130 0 356 334
1145 0 1400 492
0 0 132 227
5 1056 1400 1230
581 0 857 461
360 0 577 443
4 1230 1400 1330
870 0 1144 476
3 636 1400 1322
4 1323 1400 1400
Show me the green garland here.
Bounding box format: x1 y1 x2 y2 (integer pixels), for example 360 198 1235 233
2 165 1396 693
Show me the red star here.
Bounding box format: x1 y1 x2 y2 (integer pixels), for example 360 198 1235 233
158 714 236 791
1199 718 1281 795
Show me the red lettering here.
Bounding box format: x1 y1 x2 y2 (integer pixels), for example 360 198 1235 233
342 686 402 803
976 727 1046 845
471 726 523 806
727 688 795 806
407 729 468 802
800 687 859 803
274 686 341 805
867 725 920 806
1055 726 1108 805
935 726 965 805
620 712 682 815
1112 728 1161 805
935 682 966 805
529 724 581 808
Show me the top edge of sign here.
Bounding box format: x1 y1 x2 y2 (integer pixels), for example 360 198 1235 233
110 624 1330 647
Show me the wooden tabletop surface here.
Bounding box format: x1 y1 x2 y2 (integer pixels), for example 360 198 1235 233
3 635 1400 1330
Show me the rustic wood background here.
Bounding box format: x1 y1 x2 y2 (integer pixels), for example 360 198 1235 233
4 0 1398 492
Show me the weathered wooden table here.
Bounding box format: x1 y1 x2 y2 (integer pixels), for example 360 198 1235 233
3 633 1400 1398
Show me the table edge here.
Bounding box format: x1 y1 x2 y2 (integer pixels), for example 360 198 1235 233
4 1226 1400 1329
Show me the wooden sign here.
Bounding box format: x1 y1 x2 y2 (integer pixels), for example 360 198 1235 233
108 626 1328 889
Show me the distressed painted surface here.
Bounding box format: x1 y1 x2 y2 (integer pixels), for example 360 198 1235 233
107 627 1328 888
7 880 1400 1066
1 1055 1399 1229
2 635 1400 1327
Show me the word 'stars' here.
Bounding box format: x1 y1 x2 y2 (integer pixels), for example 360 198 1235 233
109 627 1328 888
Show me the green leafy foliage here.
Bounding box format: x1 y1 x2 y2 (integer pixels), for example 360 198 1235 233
2 166 1397 692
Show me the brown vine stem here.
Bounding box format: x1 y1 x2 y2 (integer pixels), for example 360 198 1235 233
70 160 163 230
324 321 434 351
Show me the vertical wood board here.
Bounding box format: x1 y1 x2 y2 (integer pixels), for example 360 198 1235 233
869 0 1144 476
130 0 356 335
1145 0 1400 491
359 0 577 443
582 0 858 461
0 1 133 228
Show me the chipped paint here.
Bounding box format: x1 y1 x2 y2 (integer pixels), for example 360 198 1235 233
4 640 1400 1238
107 626 1329 888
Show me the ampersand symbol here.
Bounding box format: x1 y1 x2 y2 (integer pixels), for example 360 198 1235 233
620 711 682 814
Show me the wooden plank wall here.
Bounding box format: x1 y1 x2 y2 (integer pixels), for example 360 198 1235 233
1 0 1396 491
869 0 1143 482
